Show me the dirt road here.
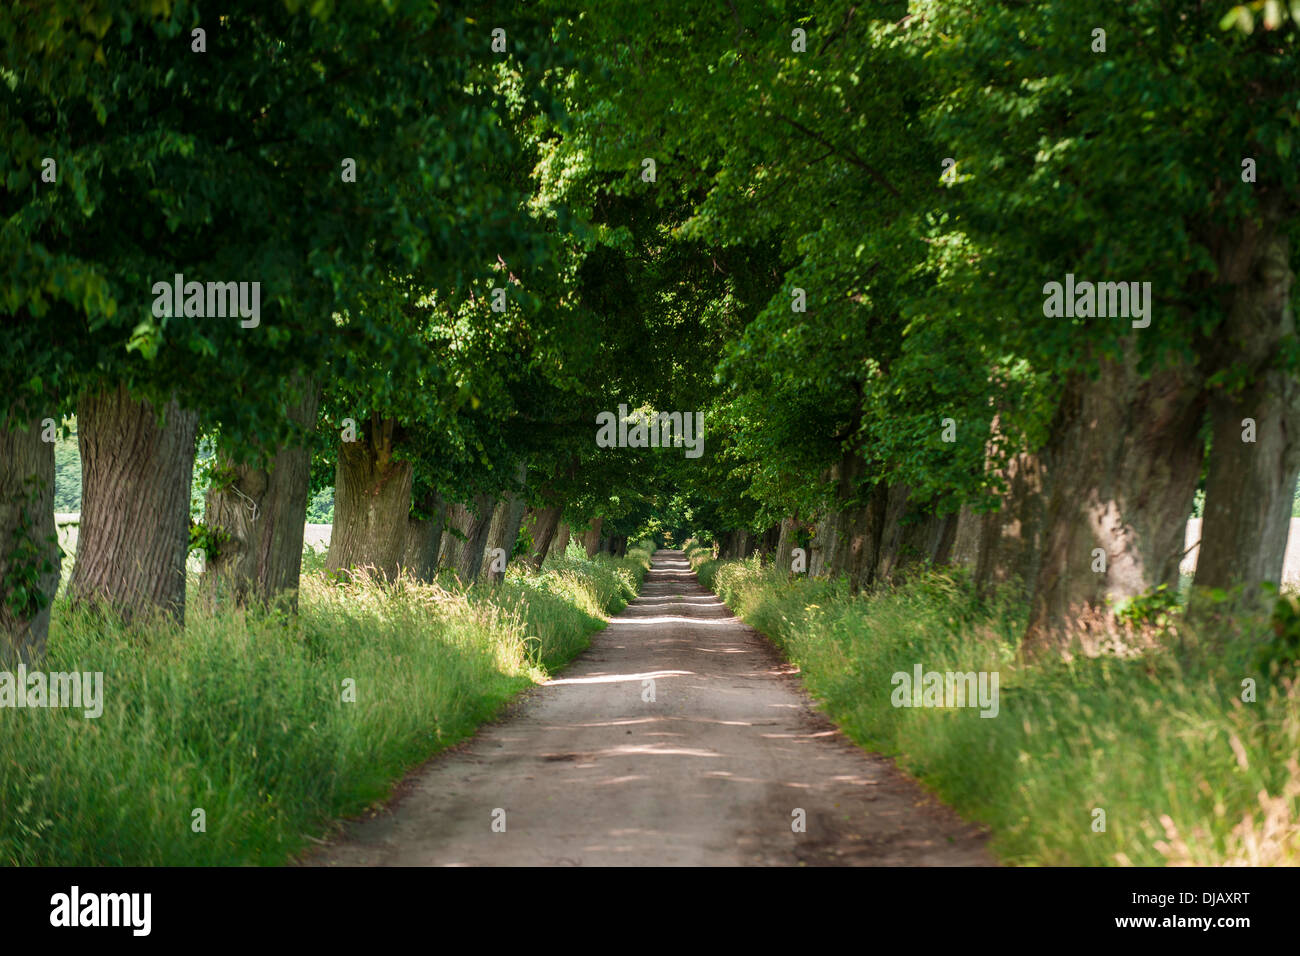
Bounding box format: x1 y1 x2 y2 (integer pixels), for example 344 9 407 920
311 550 991 866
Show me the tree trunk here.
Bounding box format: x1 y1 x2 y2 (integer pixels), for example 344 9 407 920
949 504 983 571
401 492 446 582
1194 215 1300 613
876 489 961 586
437 500 471 571
527 505 563 570
1023 354 1205 655
807 518 829 574
719 529 740 559
581 517 603 557
734 530 754 559
0 415 60 664
325 416 413 582
450 493 495 583
484 465 528 583
201 378 319 609
551 521 571 560
810 453 891 589
974 450 1048 602
69 385 198 624
774 516 797 575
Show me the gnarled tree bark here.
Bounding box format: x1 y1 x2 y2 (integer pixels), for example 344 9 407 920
1023 352 1205 656
326 415 413 582
1195 213 1300 615
70 385 198 624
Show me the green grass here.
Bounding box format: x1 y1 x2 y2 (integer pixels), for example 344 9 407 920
684 542 1300 866
0 540 653 866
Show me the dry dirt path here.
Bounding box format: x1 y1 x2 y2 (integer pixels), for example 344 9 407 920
310 549 991 866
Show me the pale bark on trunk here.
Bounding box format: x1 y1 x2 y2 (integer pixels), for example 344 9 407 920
1195 215 1300 614
69 385 198 624
949 504 983 571
325 416 413 582
1023 353 1205 656
202 379 320 609
775 516 798 575
808 513 832 577
0 415 60 664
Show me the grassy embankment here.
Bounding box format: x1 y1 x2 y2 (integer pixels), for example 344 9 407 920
684 541 1300 866
0 539 653 865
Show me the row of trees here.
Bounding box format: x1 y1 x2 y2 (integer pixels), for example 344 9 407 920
0 0 670 663
562 0 1300 653
3 1 1298 664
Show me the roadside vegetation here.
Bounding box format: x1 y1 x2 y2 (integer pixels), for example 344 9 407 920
685 542 1300 866
0 541 652 866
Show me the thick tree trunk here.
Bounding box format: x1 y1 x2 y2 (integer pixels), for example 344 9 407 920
736 530 755 559
974 450 1048 602
484 465 528 583
874 487 957 585
551 521 571 560
845 486 891 590
70 385 198 623
437 500 471 571
1194 216 1300 613
202 379 319 609
527 505 563 570
401 492 446 582
449 493 495 583
809 453 893 590
1023 354 1205 655
872 483 913 583
949 504 983 571
774 516 797 574
919 511 959 567
0 415 60 664
581 518 603 557
720 529 746 560
325 417 413 582
808 515 831 577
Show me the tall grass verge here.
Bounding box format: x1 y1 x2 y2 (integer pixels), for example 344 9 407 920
0 541 652 865
686 545 1300 866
